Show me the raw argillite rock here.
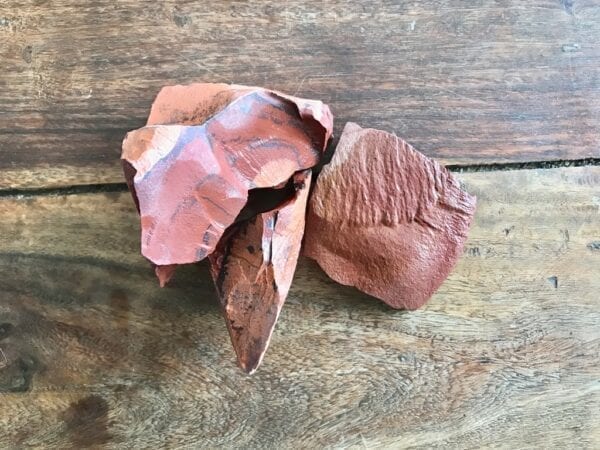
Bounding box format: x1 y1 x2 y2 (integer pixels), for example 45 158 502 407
122 83 477 373
122 83 332 267
122 83 332 372
209 170 312 374
304 122 476 310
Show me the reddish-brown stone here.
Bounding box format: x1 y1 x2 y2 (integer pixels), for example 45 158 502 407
155 265 177 288
121 83 333 267
121 84 332 372
304 122 476 310
209 170 312 373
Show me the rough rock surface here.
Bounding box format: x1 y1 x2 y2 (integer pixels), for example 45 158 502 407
121 83 333 267
304 122 476 310
209 170 312 373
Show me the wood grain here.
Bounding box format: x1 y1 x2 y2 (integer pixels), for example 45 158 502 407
1 1 600 188
0 166 598 448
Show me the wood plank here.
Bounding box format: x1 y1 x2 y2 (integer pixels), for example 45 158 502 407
0 166 599 448
1 1 599 188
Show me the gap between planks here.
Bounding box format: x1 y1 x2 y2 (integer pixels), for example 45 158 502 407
0 158 599 198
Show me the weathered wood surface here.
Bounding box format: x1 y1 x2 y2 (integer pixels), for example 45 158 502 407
0 166 598 448
1 1 600 188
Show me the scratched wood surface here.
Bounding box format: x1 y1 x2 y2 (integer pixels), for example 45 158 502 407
1 0 600 188
0 166 598 448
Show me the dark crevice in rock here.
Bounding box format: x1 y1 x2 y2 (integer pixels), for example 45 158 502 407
234 177 296 224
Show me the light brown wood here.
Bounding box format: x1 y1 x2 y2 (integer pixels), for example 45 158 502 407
1 1 600 188
0 166 598 448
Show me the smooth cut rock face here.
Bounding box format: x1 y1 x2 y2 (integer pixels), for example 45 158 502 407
209 170 312 373
122 83 333 267
304 122 476 310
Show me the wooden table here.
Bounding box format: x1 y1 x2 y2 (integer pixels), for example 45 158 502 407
1 1 599 448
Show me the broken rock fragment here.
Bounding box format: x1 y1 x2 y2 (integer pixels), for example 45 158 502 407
121 83 333 373
121 83 333 267
304 122 476 310
209 170 312 373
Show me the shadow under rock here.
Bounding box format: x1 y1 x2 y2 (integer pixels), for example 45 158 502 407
292 257 409 316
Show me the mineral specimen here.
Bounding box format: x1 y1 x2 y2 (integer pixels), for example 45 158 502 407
122 83 477 373
121 83 332 372
303 122 476 310
122 84 332 267
209 170 312 373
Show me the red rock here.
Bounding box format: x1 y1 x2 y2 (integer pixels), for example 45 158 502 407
122 83 333 267
209 170 311 373
155 265 177 288
121 84 333 372
304 123 476 310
